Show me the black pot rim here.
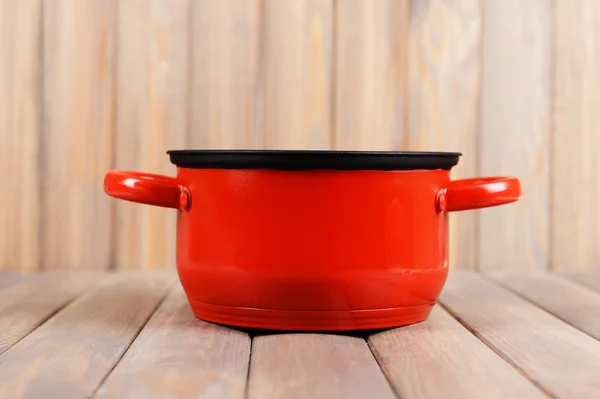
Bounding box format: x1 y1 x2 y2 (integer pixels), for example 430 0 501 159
167 149 462 171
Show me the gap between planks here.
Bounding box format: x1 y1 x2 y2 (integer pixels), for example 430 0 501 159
368 305 547 399
490 270 600 342
0 270 105 356
0 270 175 399
7 270 600 398
94 284 251 399
440 271 600 399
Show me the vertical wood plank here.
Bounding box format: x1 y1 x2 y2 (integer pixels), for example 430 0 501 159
261 0 333 149
95 286 250 399
407 0 482 269
335 0 410 150
441 271 600 398
0 271 174 398
552 0 600 270
43 0 116 269
492 271 600 341
115 0 190 269
0 0 41 271
369 306 547 399
248 334 396 399
191 0 261 149
0 271 103 355
479 0 551 270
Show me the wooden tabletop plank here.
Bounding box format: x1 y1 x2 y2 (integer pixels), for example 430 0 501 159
492 271 600 341
440 271 600 399
0 271 26 291
368 306 547 399
0 270 103 356
248 333 395 399
95 285 251 399
0 271 174 399
561 270 600 292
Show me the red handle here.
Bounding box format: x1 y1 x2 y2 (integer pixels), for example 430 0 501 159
104 171 191 211
436 176 522 213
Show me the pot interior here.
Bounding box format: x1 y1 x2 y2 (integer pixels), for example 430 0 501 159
167 149 462 171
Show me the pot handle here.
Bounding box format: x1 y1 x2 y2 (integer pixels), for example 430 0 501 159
436 176 522 213
104 170 191 211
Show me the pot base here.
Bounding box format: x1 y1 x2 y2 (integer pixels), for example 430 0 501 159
188 298 435 331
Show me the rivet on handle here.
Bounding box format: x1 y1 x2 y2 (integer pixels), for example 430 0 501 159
436 190 447 214
179 187 191 211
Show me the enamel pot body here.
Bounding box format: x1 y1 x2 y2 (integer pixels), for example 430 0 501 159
104 151 521 331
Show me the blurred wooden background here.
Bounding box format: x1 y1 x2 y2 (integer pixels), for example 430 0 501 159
1 0 598 272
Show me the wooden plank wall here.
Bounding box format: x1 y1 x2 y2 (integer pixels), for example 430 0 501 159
479 0 551 271
1 0 598 272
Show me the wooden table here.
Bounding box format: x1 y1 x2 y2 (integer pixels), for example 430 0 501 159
1 269 600 399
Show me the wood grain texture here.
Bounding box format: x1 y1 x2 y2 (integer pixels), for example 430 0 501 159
369 306 546 399
2 3 600 274
0 272 25 291
260 0 332 149
115 0 190 269
408 0 481 270
248 334 395 399
0 271 102 355
0 0 41 271
96 285 250 399
491 271 600 341
441 271 600 398
334 0 409 150
552 0 600 270
0 271 173 399
478 0 551 270
191 0 260 149
43 0 116 269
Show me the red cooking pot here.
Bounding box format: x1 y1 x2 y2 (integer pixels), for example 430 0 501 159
104 150 521 331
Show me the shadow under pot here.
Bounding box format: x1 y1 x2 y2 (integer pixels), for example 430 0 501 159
104 150 521 331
